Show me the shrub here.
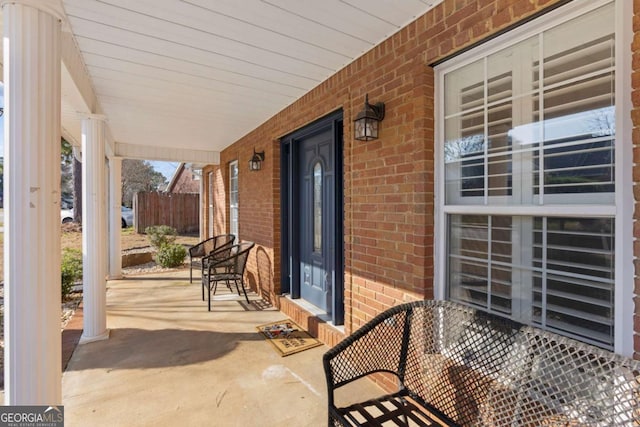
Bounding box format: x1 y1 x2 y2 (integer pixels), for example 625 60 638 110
61 248 82 298
145 225 177 250
156 243 187 268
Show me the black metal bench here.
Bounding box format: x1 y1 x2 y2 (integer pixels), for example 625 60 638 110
323 300 640 426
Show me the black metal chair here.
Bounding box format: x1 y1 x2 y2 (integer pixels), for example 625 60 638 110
201 242 255 311
188 234 235 283
200 243 236 298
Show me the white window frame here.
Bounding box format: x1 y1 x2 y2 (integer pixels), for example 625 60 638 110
434 0 633 356
229 160 239 239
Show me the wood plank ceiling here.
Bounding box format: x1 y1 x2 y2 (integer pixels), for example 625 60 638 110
56 0 442 159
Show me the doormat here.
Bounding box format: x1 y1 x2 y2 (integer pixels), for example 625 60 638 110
256 319 323 357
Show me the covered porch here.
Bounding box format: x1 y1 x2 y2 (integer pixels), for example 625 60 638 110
1 0 443 405
61 269 379 426
3 0 639 412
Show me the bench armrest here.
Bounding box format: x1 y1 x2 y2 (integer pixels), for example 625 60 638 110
323 304 415 407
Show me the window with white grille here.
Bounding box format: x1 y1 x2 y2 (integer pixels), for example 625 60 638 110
437 1 621 350
229 161 238 238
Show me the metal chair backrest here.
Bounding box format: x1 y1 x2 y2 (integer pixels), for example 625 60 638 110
190 234 235 258
224 242 254 276
189 236 215 258
211 234 235 253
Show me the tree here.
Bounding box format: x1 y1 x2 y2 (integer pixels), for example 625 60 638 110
121 159 167 207
60 139 83 222
60 139 74 205
72 156 82 223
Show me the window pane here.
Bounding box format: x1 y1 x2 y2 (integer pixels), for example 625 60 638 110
532 217 614 349
448 214 615 349
444 6 614 206
229 161 238 237
535 5 615 202
444 63 486 204
444 59 484 117
449 215 488 308
449 215 517 316
487 36 538 102
444 116 485 203
441 3 616 351
487 100 513 198
313 162 322 253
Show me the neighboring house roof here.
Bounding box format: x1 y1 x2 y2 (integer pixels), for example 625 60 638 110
165 163 200 193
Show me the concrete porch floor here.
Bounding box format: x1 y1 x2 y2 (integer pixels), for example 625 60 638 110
62 270 382 426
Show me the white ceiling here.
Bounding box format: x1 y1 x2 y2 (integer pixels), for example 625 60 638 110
54 1 441 161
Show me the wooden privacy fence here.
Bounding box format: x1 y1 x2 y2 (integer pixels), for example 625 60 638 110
134 192 199 234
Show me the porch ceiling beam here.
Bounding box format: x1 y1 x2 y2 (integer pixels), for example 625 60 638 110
61 31 97 114
60 15 119 156
115 142 220 165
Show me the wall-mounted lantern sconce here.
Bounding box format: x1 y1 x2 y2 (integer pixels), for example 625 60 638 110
248 148 265 171
354 94 385 141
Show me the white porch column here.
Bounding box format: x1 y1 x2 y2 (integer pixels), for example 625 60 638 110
2 1 62 405
80 115 110 344
108 157 122 279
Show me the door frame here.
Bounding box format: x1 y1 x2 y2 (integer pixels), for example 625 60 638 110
280 110 344 325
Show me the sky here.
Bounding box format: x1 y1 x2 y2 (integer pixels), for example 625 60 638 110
149 161 180 181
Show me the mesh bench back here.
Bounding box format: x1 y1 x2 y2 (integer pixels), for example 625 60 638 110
403 301 640 426
402 301 527 425
327 300 640 426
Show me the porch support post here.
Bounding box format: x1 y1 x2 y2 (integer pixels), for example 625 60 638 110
108 157 122 279
2 1 62 404
80 115 110 344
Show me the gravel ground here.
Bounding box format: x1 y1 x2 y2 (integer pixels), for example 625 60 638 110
121 259 187 276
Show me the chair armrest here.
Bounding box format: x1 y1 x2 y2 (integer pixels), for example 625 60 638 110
189 246 204 258
205 255 235 271
202 245 233 266
323 303 415 407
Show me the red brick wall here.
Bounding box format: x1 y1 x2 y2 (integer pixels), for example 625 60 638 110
170 166 199 194
201 165 226 239
207 0 639 355
212 165 227 237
